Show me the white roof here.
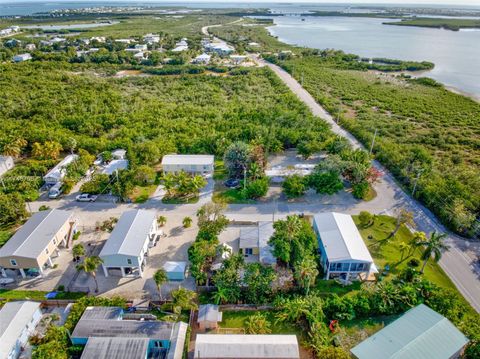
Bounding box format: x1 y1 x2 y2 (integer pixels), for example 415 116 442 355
163 261 187 273
197 304 222 323
162 154 214 166
258 222 276 265
194 334 300 358
43 154 78 181
0 209 73 260
265 164 315 178
172 45 188 52
100 210 156 258
101 159 128 175
313 212 374 263
195 53 211 60
0 301 41 359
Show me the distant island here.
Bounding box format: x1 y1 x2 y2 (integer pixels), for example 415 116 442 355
383 18 480 31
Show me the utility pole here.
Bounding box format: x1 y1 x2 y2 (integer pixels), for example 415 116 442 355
412 169 424 197
243 165 247 191
301 72 304 86
369 128 378 155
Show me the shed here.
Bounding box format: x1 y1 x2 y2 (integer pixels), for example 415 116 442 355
197 304 222 330
194 334 300 358
351 304 469 359
163 261 187 281
0 155 14 177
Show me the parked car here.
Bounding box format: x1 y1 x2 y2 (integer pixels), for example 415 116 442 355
76 193 98 202
224 178 240 188
48 182 63 199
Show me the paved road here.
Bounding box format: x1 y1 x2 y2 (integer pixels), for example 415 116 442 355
259 58 480 312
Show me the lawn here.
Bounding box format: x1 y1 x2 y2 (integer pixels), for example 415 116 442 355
129 184 157 203
0 289 86 300
162 195 199 204
213 160 227 181
315 280 362 296
352 215 458 291
212 187 252 204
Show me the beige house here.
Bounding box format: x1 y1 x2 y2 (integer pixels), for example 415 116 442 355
0 209 76 278
197 304 222 331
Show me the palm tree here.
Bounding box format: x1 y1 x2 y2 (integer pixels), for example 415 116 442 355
416 231 450 274
248 163 262 180
72 243 85 262
3 138 27 158
157 216 167 227
153 268 168 300
244 313 272 334
183 216 192 228
398 242 410 262
212 287 229 305
285 215 302 242
408 231 426 257
76 256 103 293
171 287 198 311
294 257 319 295
390 209 415 238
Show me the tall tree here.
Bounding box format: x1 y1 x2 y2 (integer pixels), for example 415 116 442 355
390 209 415 238
72 243 85 261
417 231 450 273
76 256 103 293
294 257 319 295
153 268 168 300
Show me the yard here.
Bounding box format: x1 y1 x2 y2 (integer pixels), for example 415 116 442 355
0 289 86 300
0 228 13 248
129 184 157 203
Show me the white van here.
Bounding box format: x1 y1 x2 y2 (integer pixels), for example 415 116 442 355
48 182 63 199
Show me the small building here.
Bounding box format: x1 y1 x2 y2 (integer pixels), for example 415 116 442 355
25 43 36 51
101 159 129 175
193 53 211 64
91 36 106 43
0 301 42 359
12 53 32 62
230 55 247 65
0 209 76 278
172 45 188 52
194 334 300 359
71 306 188 359
350 304 469 359
313 212 376 281
163 261 187 281
239 222 276 265
161 154 214 175
100 209 157 278
204 41 234 56
135 44 148 51
0 155 14 177
143 33 160 44
111 149 127 160
197 304 222 331
115 39 134 44
43 154 78 186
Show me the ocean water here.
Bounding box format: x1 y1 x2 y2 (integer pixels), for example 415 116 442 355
268 16 480 98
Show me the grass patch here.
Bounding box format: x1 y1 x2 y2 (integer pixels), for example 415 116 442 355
0 289 87 300
0 229 14 248
353 215 458 291
315 280 362 296
213 159 227 181
129 184 157 203
162 196 199 204
362 185 377 202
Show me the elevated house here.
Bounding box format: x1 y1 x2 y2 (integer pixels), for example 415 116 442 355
71 306 187 359
194 334 300 359
313 212 377 281
351 304 469 359
161 154 214 176
100 209 157 278
0 155 14 177
0 301 42 359
43 154 78 186
239 222 276 265
0 209 76 278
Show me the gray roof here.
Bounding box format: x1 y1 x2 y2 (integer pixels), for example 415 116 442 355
258 222 275 265
161 154 214 166
167 322 188 359
80 337 149 359
0 209 73 260
0 301 42 359
71 318 175 340
350 304 469 359
239 226 258 249
313 212 374 263
100 210 156 258
163 261 187 274
80 306 123 320
197 304 222 323
194 334 300 359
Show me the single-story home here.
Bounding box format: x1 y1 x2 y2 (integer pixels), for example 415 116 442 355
100 209 157 278
161 154 214 176
135 44 148 51
0 155 14 177
101 159 129 175
204 41 235 56
194 334 300 359
0 301 43 359
197 304 222 331
239 222 276 265
43 154 78 186
71 306 187 359
351 304 469 359
230 55 247 65
313 212 376 281
143 33 160 44
0 209 76 278
193 53 211 64
163 261 187 281
12 53 32 62
111 149 127 160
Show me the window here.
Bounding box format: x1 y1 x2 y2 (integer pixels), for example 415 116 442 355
127 259 132 265
10 259 17 266
245 248 253 255
45 248 49 255
53 238 57 245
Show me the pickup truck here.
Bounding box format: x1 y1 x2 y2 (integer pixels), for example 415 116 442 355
75 193 98 202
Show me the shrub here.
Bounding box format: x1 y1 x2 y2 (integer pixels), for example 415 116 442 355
352 181 369 199
282 174 307 198
308 171 343 195
57 285 65 291
408 258 420 267
242 177 269 199
358 211 374 227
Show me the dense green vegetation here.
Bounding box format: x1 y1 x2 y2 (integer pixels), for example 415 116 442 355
268 53 480 237
384 18 480 31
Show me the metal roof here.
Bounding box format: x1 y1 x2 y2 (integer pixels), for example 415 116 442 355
194 334 300 359
99 210 156 258
163 261 187 273
0 301 41 359
197 305 222 323
239 226 258 249
101 159 129 175
167 322 188 359
313 212 374 263
161 154 214 166
80 306 123 320
80 337 149 359
0 209 73 260
43 154 78 180
350 304 469 359
258 222 276 265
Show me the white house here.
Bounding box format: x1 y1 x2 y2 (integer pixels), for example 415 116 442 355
313 212 377 281
12 53 32 62
0 301 42 359
230 55 247 65
111 149 126 160
172 45 188 52
204 41 234 56
239 222 276 265
43 154 78 186
135 44 148 51
25 43 36 51
143 33 160 44
0 155 14 177
161 154 214 175
100 209 157 278
193 53 211 64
